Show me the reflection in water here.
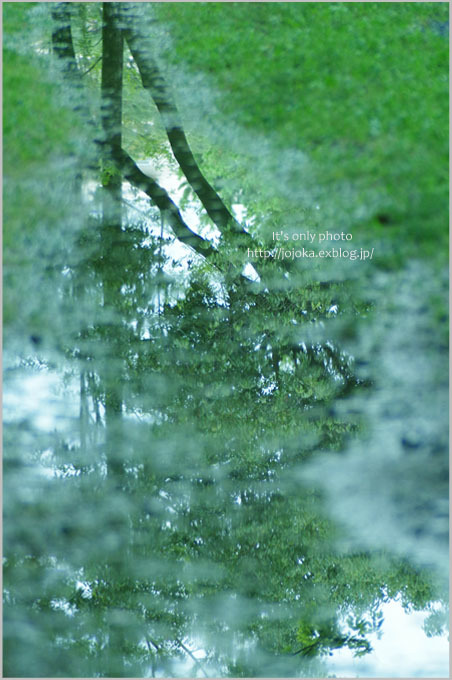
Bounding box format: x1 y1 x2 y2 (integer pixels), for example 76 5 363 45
330 600 449 678
3 2 448 677
4 158 448 677
4 236 448 677
4 154 449 680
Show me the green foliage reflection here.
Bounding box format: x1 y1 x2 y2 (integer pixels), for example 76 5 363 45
3 2 448 677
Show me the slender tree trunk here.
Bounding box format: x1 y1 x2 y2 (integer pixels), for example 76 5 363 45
51 5 89 454
100 2 124 480
51 2 78 72
99 13 128 676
